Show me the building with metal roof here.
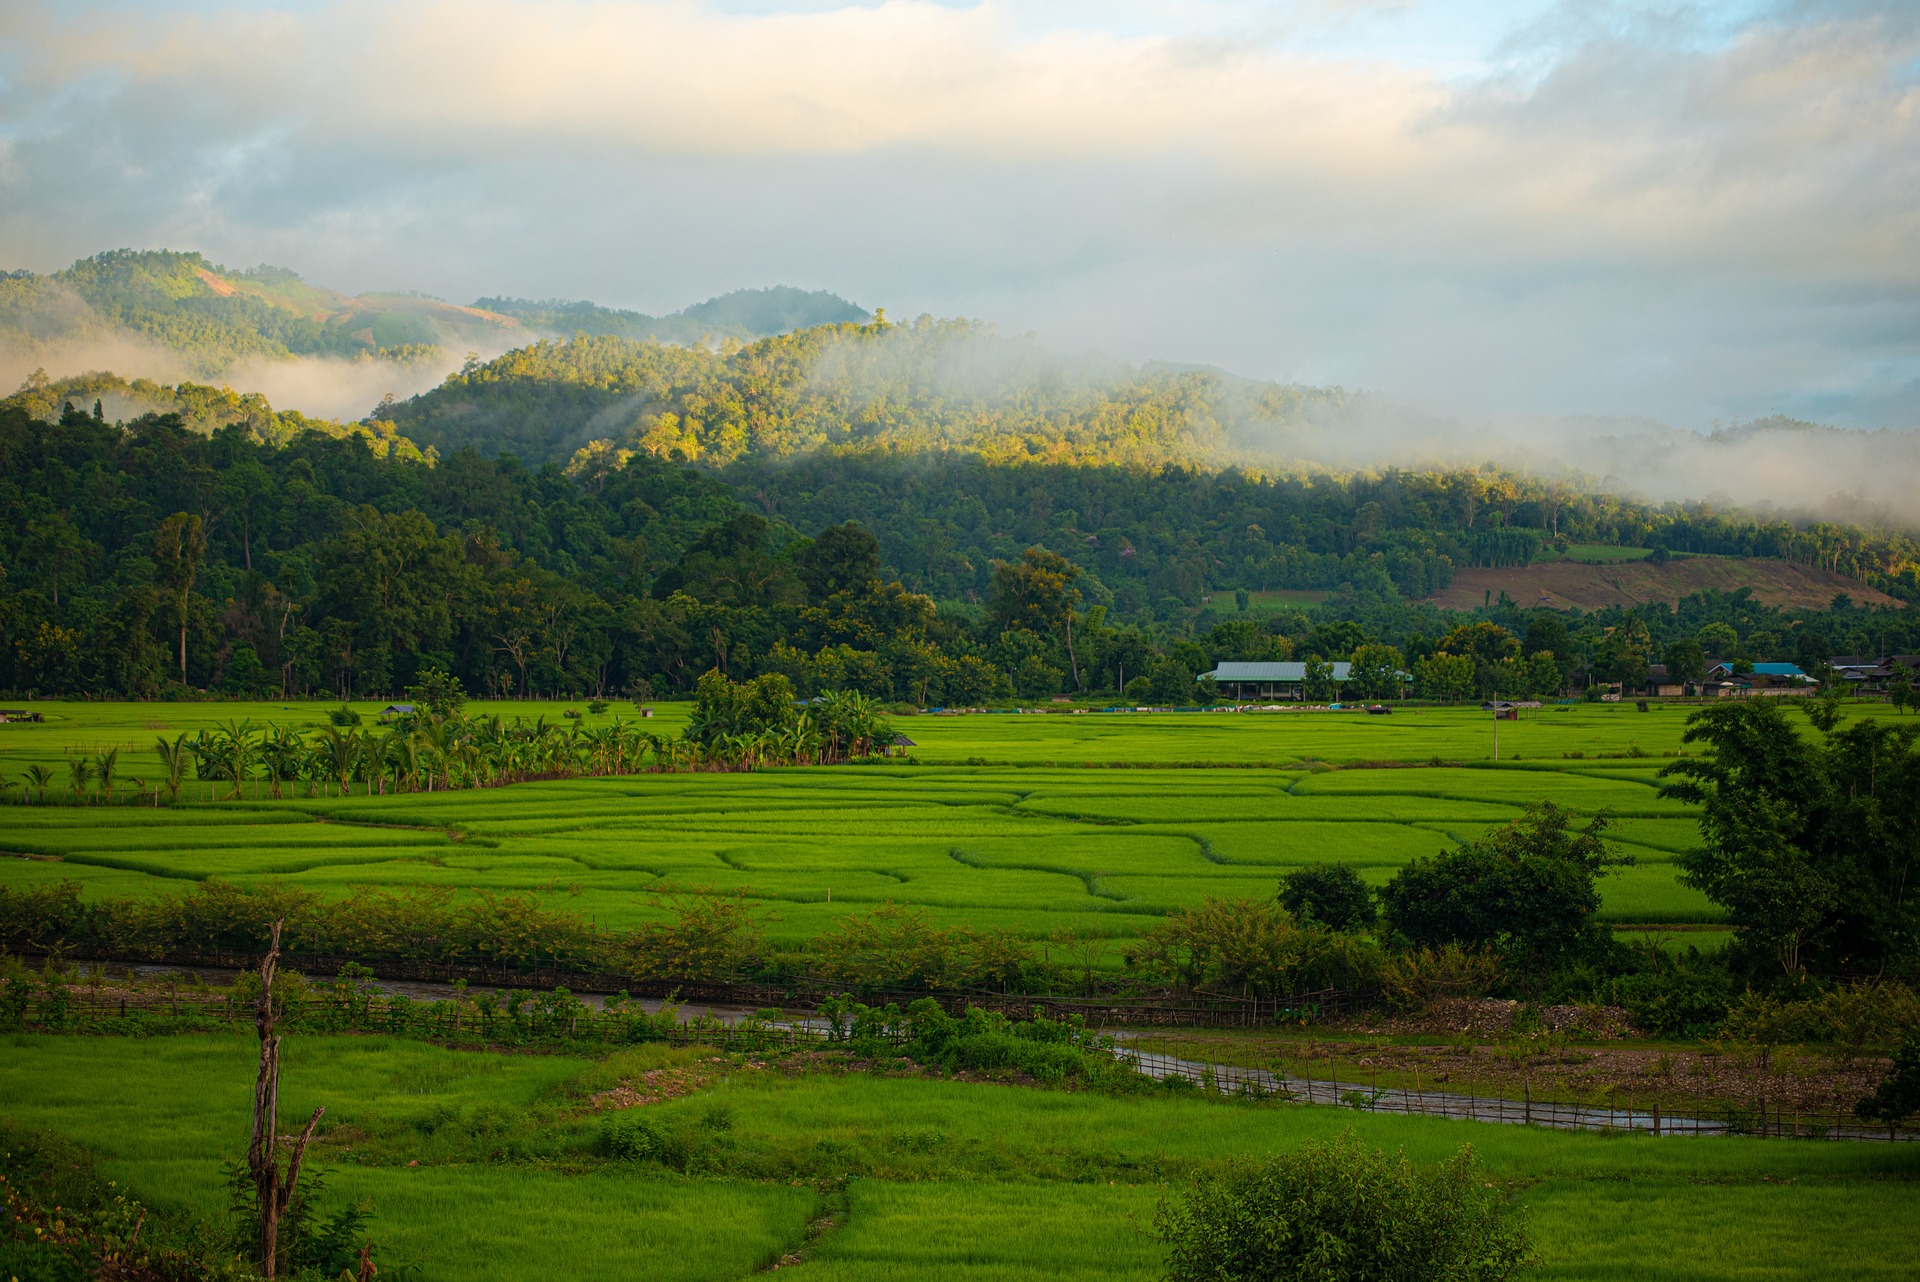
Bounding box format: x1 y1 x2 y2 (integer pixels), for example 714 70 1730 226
1203 661 1353 700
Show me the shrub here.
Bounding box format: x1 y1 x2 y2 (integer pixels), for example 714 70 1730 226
1856 1035 1920 1130
1378 944 1505 1013
600 1113 691 1170
1611 963 1734 1037
1131 898 1380 1000
1278 863 1377 932
1156 1132 1533 1282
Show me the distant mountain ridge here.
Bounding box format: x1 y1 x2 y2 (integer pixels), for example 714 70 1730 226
475 286 868 344
0 248 867 379
0 249 524 375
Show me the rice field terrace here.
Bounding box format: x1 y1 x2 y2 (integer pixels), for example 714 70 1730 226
0 701 1782 946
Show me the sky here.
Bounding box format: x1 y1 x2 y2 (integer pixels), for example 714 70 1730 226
0 0 1915 429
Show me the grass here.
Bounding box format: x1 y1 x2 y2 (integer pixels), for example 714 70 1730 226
2 1032 1915 1281
0 1032 817 1282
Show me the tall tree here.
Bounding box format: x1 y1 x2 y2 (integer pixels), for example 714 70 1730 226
151 511 206 686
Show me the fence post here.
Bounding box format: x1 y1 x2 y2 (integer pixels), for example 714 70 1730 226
1523 1080 1531 1127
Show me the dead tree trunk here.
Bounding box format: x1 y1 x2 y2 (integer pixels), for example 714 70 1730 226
249 920 325 1278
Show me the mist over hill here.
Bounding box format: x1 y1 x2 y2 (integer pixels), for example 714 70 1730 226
6 248 1919 536
0 249 867 421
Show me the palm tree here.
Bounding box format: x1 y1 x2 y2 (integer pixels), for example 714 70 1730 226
24 765 53 803
94 747 119 803
154 734 190 804
311 727 354 798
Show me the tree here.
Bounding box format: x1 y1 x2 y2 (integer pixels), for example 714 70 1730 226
1660 700 1920 975
407 667 467 719
1437 621 1520 666
1278 863 1376 932
1696 622 1739 657
21 511 87 609
152 512 206 686
795 521 881 601
1414 652 1475 703
1156 1133 1533 1282
1664 638 1707 685
1888 668 1916 715
1302 656 1336 702
1347 643 1405 700
1380 803 1627 968
989 547 1083 690
1593 619 1652 692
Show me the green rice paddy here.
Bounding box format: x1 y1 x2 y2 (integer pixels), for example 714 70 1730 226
3 1032 1915 1281
5 700 1879 943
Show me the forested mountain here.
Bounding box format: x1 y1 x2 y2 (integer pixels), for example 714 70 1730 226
4 254 1919 704
475 286 867 346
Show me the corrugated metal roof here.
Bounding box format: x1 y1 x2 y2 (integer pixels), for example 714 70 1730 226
1205 662 1353 681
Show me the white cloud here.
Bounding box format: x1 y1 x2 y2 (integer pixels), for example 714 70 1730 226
0 0 1915 430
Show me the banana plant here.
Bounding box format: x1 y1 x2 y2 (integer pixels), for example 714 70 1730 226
67 756 93 804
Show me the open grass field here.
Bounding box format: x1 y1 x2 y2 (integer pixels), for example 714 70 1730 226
8 701 1902 945
1430 557 1903 611
3 1031 1916 1281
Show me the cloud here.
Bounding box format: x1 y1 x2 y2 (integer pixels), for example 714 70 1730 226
0 0 1915 433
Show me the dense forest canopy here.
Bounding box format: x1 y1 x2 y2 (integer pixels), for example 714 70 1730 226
2 394 1916 703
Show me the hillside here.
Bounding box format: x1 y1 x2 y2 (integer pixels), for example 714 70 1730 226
384 318 1354 467
1430 557 1904 612
0 250 523 374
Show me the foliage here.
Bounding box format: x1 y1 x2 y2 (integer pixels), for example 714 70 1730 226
1130 898 1379 1000
0 1121 256 1281
1855 1035 1920 1128
1379 803 1627 970
1277 863 1377 932
1660 699 1920 975
1155 1132 1533 1282
405 667 466 718
1376 945 1507 1014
